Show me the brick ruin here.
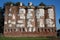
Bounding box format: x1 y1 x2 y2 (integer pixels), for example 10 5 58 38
4 2 56 37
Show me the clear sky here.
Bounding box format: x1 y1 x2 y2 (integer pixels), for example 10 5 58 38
0 0 60 30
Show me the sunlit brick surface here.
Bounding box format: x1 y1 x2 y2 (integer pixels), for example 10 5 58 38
4 2 56 37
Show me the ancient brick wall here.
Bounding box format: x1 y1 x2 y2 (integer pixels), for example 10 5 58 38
4 2 56 37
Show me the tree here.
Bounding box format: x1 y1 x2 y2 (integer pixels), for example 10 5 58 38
0 7 4 33
59 19 60 24
4 2 15 7
16 2 25 6
39 2 46 6
16 2 20 6
57 29 60 36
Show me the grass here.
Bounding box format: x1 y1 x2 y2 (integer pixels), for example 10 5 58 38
0 37 49 40
0 35 60 40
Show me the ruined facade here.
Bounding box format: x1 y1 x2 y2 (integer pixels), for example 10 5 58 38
4 2 56 37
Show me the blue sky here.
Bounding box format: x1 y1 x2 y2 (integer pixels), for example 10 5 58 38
0 0 60 30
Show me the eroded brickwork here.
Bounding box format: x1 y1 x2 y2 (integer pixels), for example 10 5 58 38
4 2 56 37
